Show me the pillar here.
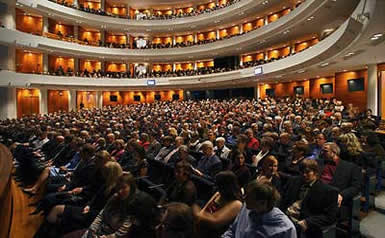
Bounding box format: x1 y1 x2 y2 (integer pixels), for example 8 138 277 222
101 0 105 10
100 30 105 44
264 16 269 25
68 89 77 112
96 91 103 108
194 62 197 70
216 29 220 40
291 43 296 54
256 86 260 99
39 88 48 115
74 58 79 73
173 36 176 46
194 34 198 43
0 2 16 29
74 25 79 39
367 64 378 115
239 24 243 34
0 45 15 71
43 16 49 34
0 87 17 119
73 0 79 7
43 53 48 73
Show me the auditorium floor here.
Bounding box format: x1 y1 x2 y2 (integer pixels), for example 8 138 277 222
361 191 385 238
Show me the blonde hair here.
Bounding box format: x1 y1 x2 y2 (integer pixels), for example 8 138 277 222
339 133 363 156
103 161 123 196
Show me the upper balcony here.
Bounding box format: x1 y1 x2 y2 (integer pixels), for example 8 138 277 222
1 0 360 62
17 0 288 34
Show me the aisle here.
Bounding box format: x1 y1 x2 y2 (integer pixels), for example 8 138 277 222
9 179 44 238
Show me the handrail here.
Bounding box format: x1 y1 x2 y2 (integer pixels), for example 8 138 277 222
0 144 13 238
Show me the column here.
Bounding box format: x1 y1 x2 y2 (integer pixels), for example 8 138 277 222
0 87 17 119
367 64 378 115
173 36 176 46
216 29 220 40
172 63 176 72
43 53 48 73
96 91 103 108
264 16 269 25
255 86 260 99
74 25 79 40
194 34 198 43
74 58 79 74
239 24 243 34
101 0 105 10
68 89 77 112
101 61 105 73
0 2 16 29
39 88 48 115
0 45 15 71
291 43 296 54
73 0 79 7
43 16 49 34
194 62 197 70
100 30 105 44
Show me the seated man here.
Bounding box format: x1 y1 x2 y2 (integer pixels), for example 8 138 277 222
194 141 222 179
319 142 362 207
281 159 338 238
222 181 297 238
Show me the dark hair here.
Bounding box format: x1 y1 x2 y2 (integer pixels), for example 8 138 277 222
80 143 95 159
367 133 380 146
215 171 241 201
299 158 320 176
260 136 274 149
160 202 195 238
116 172 137 200
247 180 280 211
237 134 248 144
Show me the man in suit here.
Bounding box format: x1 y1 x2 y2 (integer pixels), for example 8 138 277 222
319 142 362 207
281 159 338 238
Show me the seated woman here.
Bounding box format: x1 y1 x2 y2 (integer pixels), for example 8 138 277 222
253 155 281 192
37 161 123 237
230 153 251 189
110 139 125 161
282 140 311 177
193 171 242 238
165 161 197 206
280 159 338 238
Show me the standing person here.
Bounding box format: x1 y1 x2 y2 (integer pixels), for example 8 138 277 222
222 181 297 238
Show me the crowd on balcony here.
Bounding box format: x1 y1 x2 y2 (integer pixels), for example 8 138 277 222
2 95 383 238
48 0 241 20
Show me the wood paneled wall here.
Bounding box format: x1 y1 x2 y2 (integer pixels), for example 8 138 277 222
295 38 319 52
197 31 216 41
16 89 40 118
106 6 127 16
105 62 127 72
48 19 74 37
79 59 101 72
335 70 367 111
106 33 127 44
175 35 194 43
48 56 74 72
152 64 173 72
152 37 173 45
380 72 385 119
175 63 193 71
16 9 43 35
77 91 97 109
16 50 43 73
309 77 335 99
79 0 101 9
196 61 214 68
79 27 100 42
47 90 69 113
103 90 184 106
259 80 310 99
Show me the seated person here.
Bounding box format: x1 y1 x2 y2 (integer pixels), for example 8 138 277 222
165 161 197 206
230 153 251 189
157 202 195 238
283 140 311 177
194 141 222 178
193 171 243 238
222 181 297 238
214 137 231 160
253 155 281 193
281 159 338 238
320 142 362 207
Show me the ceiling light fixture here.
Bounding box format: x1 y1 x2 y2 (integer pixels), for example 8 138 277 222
320 62 329 67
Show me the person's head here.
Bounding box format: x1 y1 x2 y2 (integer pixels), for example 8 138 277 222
95 150 112 168
234 152 246 167
106 133 115 143
140 133 149 143
245 181 280 213
338 133 363 156
321 142 340 161
207 130 216 142
237 134 248 150
261 155 278 177
102 161 123 195
162 136 173 147
80 143 95 160
331 127 341 140
315 133 327 147
245 128 254 139
175 161 192 182
175 136 184 147
299 159 319 184
260 136 274 152
201 140 214 157
279 132 290 145
114 139 125 150
116 172 137 200
215 171 241 201
293 141 310 159
158 202 195 238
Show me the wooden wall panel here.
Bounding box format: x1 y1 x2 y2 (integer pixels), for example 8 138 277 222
16 89 40 118
48 56 74 72
255 18 265 28
106 33 127 44
77 91 97 109
381 72 385 119
243 23 253 32
103 90 183 105
47 90 69 113
79 27 100 43
259 80 310 99
378 63 385 71
79 0 101 9
16 9 43 35
106 6 127 16
295 38 319 52
105 62 127 72
16 50 43 73
102 91 123 106
309 77 335 99
48 19 74 37
335 70 367 111
79 60 101 72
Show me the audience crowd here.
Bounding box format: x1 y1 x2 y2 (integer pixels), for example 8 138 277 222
49 0 241 20
1 96 384 238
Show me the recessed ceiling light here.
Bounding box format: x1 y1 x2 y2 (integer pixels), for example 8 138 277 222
373 33 383 38
297 70 306 73
320 62 329 67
